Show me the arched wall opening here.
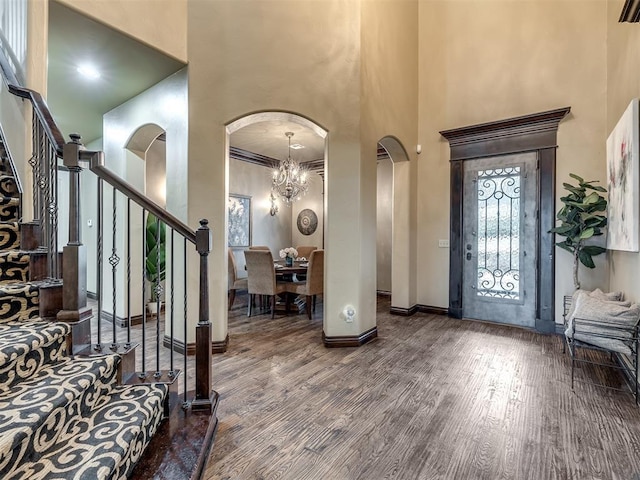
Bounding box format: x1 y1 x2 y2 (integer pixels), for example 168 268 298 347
225 111 328 337
377 135 412 312
118 123 167 320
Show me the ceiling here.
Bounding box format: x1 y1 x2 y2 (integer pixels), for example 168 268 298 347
46 1 326 163
230 121 324 163
47 1 185 145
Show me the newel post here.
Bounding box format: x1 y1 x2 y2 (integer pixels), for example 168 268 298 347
57 133 92 323
192 219 215 412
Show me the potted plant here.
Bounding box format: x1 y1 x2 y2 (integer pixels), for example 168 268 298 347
146 212 166 315
550 173 607 290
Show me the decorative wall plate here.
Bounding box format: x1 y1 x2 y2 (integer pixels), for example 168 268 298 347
297 209 318 235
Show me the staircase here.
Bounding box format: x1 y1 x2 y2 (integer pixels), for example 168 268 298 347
0 141 168 479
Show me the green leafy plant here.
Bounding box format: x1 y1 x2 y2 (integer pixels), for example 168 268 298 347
550 173 607 290
145 212 166 302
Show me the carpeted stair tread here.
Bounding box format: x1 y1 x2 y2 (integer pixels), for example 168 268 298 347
0 196 19 223
0 355 121 477
0 222 20 251
0 175 18 197
5 383 168 480
0 320 71 390
0 283 41 321
0 250 30 284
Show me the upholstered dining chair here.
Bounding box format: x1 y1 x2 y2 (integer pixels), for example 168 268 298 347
293 246 317 281
228 249 248 311
295 246 317 260
249 245 271 251
244 249 287 318
285 249 324 319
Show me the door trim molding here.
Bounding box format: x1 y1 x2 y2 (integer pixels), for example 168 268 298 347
440 107 571 333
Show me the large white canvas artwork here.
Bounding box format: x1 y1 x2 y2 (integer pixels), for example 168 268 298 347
607 98 639 252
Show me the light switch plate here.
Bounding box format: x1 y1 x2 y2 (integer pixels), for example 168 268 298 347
438 239 449 248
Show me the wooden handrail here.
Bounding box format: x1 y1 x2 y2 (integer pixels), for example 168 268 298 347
84 150 197 244
0 43 66 154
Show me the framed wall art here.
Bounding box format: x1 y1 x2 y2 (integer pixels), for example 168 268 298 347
607 98 639 252
228 194 251 248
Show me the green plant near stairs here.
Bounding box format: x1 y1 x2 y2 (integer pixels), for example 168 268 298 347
0 139 167 478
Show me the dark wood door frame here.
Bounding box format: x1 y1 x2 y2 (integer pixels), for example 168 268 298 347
440 107 571 334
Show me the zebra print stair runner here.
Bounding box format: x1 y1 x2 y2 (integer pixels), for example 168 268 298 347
0 139 167 479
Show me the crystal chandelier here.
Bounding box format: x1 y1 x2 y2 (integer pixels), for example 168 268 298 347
272 132 309 204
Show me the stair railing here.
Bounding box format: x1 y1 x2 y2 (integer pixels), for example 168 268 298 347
0 45 215 412
0 41 63 280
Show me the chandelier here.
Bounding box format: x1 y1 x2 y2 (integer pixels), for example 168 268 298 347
272 132 309 204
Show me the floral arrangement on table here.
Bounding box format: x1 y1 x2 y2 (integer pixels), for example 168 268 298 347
279 247 298 266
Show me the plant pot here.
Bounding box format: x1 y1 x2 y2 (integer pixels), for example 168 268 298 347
147 301 163 317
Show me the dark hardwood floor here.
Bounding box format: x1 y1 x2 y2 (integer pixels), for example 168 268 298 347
203 295 640 480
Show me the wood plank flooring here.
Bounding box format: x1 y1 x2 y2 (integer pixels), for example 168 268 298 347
203 295 640 480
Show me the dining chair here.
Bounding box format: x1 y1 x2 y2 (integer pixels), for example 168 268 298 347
228 248 248 310
244 249 288 318
295 246 317 260
285 249 324 319
249 245 271 251
293 246 317 281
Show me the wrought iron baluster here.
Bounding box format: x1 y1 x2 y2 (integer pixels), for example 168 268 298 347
109 187 120 350
154 215 162 378
126 198 131 348
28 110 38 221
169 228 175 377
183 239 188 408
140 209 147 379
96 177 103 351
49 141 58 278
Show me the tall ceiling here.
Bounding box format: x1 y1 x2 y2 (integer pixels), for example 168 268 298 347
46 1 325 162
47 1 185 145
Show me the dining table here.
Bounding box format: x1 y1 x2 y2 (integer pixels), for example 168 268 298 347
274 260 308 277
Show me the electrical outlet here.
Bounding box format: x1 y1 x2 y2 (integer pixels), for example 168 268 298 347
438 239 449 248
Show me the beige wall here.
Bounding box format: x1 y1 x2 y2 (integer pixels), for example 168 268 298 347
418 0 608 322
376 158 393 293
56 0 187 62
188 0 370 341
606 0 640 302
291 172 325 253
361 0 419 311
229 158 293 272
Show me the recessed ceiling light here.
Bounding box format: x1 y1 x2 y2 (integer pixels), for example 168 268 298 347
77 63 101 80
290 143 305 150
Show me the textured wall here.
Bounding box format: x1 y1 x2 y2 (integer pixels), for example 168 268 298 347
291 172 325 252
56 0 186 62
376 158 393 293
418 0 608 322
606 0 640 302
229 158 293 274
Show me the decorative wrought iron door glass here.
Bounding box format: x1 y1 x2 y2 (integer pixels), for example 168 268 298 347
476 167 521 300
462 152 537 328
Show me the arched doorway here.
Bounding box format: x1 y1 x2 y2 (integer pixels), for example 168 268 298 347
225 112 328 338
125 123 167 207
377 136 412 314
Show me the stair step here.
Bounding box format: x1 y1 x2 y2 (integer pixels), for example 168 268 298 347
0 251 29 284
0 222 19 251
0 175 18 198
0 354 121 478
0 283 40 322
0 320 71 391
123 369 181 385
5 383 168 480
0 196 19 223
0 143 13 176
